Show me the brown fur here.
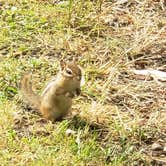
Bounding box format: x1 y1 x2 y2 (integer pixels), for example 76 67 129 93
21 60 82 121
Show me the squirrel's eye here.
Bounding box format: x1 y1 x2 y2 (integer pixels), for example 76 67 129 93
66 68 73 75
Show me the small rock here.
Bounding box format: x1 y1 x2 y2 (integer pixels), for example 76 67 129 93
163 146 166 152
151 142 163 151
11 6 17 11
65 129 76 136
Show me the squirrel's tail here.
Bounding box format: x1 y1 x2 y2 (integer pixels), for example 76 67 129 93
21 73 41 109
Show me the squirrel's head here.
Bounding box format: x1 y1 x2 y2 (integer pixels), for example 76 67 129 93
60 59 82 95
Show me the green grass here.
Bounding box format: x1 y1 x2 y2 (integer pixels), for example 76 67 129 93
0 0 165 165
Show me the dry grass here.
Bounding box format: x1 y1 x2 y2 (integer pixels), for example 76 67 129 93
0 0 166 165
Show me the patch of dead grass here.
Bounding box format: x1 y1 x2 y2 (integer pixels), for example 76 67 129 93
0 0 166 165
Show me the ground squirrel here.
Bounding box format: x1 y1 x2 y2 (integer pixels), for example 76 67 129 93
21 59 82 121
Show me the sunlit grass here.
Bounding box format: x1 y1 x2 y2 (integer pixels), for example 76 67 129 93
0 0 165 165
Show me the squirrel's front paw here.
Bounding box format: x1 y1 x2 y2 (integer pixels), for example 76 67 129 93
65 92 75 98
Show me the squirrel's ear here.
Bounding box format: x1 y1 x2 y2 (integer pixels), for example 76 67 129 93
60 60 66 70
